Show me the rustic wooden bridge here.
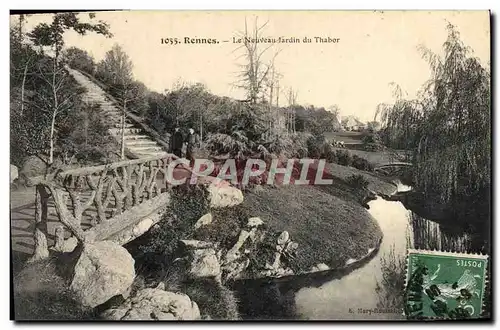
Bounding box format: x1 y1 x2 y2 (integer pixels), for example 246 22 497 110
12 154 200 262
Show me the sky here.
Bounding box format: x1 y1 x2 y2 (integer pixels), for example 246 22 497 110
15 10 490 122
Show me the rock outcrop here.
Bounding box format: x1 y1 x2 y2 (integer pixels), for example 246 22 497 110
194 213 213 229
207 181 244 208
257 230 296 278
70 241 135 308
189 248 221 279
180 240 221 279
102 288 201 320
183 215 298 283
10 164 18 184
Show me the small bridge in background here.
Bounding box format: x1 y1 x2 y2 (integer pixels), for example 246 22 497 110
374 162 413 176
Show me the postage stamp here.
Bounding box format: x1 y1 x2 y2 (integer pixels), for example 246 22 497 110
404 250 489 320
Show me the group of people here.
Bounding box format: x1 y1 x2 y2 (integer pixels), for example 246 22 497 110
169 127 198 161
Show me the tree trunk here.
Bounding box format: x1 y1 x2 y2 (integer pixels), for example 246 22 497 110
20 58 30 116
49 57 58 165
28 185 49 262
49 111 56 164
199 111 203 149
120 100 127 159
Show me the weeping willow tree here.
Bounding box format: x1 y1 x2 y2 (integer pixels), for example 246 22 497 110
377 24 490 215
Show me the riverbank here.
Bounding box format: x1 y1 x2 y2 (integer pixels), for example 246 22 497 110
240 162 394 271
232 180 413 320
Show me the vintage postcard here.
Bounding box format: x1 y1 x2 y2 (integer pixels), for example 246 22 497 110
9 10 491 321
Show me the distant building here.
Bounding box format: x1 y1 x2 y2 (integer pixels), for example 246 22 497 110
341 115 365 131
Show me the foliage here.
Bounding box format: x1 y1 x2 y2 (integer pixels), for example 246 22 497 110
362 130 385 151
375 246 406 312
345 174 370 190
294 105 341 134
305 134 324 158
138 184 211 259
234 17 278 104
264 132 297 158
28 13 111 59
182 279 240 320
351 154 374 171
334 149 353 167
62 47 96 74
57 104 120 165
10 47 89 165
205 132 253 159
95 44 133 86
13 257 95 320
11 14 112 165
376 24 490 214
195 205 250 250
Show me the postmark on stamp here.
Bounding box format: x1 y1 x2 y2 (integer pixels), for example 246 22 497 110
404 249 488 320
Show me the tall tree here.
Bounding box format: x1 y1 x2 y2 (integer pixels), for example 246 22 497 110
234 17 280 105
377 24 490 230
97 44 144 159
286 88 298 133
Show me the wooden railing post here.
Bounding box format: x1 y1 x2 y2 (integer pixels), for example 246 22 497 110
28 185 50 262
53 226 65 252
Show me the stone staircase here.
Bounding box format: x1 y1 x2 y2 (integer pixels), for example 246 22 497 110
67 68 168 159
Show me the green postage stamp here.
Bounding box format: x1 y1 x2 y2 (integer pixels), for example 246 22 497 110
404 250 488 320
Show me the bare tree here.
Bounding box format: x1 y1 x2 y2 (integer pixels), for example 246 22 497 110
286 88 298 133
31 60 81 164
234 17 280 105
28 13 112 164
98 45 144 159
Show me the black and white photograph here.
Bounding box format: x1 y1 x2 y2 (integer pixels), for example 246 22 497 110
8 9 491 321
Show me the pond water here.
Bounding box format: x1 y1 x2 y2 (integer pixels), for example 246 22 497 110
233 181 475 320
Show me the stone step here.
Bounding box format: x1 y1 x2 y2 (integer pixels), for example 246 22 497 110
103 111 122 119
129 145 164 152
133 151 169 158
101 105 118 111
113 123 136 129
125 135 150 140
109 128 142 135
125 140 158 146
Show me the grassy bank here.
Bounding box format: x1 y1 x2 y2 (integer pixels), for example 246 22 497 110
240 163 394 271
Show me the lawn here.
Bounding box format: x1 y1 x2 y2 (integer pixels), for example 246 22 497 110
324 131 364 145
240 163 395 271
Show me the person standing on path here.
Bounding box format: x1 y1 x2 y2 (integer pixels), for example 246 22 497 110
170 127 184 158
185 128 197 162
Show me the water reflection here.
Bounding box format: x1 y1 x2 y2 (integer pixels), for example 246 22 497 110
233 182 475 320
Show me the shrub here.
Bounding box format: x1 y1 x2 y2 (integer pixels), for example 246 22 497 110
182 279 240 320
13 257 95 320
205 132 252 159
351 155 375 172
195 204 250 250
334 149 353 166
138 184 210 260
306 134 328 158
346 174 370 190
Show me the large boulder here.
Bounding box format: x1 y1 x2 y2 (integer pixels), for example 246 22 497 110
102 288 201 320
10 164 18 184
206 180 244 208
20 155 48 178
194 213 213 229
70 241 135 308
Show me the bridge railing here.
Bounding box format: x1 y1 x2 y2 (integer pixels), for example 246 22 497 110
27 153 183 261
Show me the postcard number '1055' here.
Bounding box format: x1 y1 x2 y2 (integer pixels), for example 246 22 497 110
456 260 482 268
